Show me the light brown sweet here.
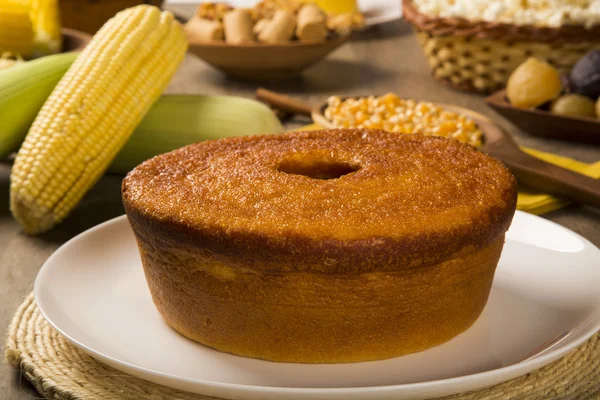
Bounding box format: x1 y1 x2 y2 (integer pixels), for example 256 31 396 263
122 129 518 363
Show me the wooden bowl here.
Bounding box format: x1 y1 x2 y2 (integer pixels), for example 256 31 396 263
59 0 163 34
485 89 600 145
61 28 92 53
188 36 349 80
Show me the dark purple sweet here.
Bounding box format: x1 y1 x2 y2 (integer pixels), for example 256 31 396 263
560 73 572 93
570 50 600 99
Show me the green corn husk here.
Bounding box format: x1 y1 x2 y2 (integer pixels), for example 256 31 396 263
0 52 78 158
0 56 284 171
109 95 284 174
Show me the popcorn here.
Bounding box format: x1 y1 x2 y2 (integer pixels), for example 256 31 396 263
413 0 600 27
482 3 507 21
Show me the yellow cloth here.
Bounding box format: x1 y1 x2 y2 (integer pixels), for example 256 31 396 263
519 148 600 215
297 124 600 215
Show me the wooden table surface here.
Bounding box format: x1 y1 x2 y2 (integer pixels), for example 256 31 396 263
1 6 599 399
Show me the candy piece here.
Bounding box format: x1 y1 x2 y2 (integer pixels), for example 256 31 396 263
296 4 327 42
195 3 233 21
223 9 254 43
506 58 562 109
570 50 600 99
550 94 596 118
253 18 269 37
327 12 363 35
185 17 224 41
253 0 303 20
258 10 296 43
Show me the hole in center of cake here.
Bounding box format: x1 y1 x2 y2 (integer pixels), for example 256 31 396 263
278 157 360 180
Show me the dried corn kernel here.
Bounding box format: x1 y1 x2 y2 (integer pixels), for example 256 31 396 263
324 94 483 147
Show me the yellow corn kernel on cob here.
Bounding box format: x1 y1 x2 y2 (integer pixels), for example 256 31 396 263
30 0 61 55
0 0 60 58
10 5 188 234
0 0 35 56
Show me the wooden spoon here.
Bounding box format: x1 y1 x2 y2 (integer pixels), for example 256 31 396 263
256 88 600 209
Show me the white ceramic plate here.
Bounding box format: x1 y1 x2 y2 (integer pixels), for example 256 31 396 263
166 0 402 26
35 211 600 400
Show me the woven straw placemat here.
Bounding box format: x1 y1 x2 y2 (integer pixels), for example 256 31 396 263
5 293 600 400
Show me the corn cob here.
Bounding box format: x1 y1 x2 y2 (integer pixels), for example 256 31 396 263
10 5 187 234
30 0 61 55
0 52 77 158
0 0 60 58
0 61 281 167
110 95 284 174
0 0 35 56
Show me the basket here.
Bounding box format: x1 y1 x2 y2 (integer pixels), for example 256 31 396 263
59 0 164 34
402 0 600 93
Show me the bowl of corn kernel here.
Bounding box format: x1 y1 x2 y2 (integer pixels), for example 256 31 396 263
316 94 484 147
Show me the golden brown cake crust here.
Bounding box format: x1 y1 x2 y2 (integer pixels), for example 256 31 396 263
136 235 505 363
122 129 517 274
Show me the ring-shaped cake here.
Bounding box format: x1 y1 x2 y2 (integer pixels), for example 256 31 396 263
122 129 517 363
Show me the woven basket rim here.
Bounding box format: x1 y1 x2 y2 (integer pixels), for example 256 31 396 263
402 0 600 42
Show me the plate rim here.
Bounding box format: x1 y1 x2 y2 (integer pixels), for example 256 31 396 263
165 0 403 26
359 0 403 27
34 211 600 397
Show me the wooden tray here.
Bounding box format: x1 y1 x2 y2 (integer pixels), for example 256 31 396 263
485 90 600 145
